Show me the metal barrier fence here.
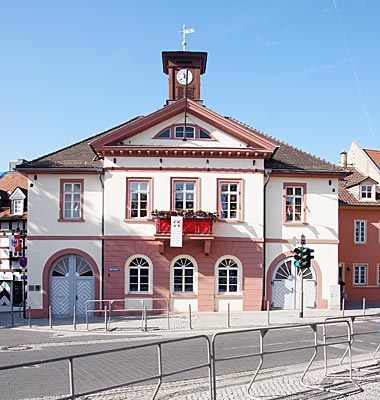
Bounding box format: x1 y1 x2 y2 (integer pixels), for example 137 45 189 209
0 334 212 400
7 313 380 399
211 319 361 399
85 298 170 332
324 313 380 370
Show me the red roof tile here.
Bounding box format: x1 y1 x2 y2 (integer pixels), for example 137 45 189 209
339 167 380 207
0 172 27 192
364 149 380 170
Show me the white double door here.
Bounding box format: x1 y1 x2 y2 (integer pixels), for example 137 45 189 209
272 259 316 310
50 255 94 317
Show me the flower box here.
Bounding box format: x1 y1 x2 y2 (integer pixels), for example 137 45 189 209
156 217 213 235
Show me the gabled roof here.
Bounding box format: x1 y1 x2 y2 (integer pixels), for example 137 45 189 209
16 117 143 171
0 173 28 221
228 118 346 174
0 172 27 192
364 149 380 170
89 98 278 159
0 208 27 220
9 187 27 200
17 101 347 175
339 167 380 207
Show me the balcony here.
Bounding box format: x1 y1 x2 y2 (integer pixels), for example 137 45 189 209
155 217 213 235
153 213 216 255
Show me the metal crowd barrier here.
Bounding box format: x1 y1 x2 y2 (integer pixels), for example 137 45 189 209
0 334 212 400
85 298 170 332
6 317 380 399
324 313 380 373
211 319 360 399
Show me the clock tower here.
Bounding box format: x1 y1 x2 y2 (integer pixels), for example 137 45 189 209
162 51 207 104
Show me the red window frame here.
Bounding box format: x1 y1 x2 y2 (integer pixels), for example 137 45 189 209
283 182 307 224
170 178 200 211
153 124 213 140
125 178 152 220
217 179 243 221
59 179 84 222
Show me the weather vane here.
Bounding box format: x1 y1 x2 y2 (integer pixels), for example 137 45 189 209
179 24 195 51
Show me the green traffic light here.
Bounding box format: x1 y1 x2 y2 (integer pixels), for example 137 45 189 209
294 246 315 269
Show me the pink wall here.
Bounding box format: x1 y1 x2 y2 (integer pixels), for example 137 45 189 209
339 208 380 303
103 237 263 311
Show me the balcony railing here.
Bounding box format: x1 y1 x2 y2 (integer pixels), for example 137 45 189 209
155 217 213 235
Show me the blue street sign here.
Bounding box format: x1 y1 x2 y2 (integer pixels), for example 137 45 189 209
19 257 28 267
108 267 120 272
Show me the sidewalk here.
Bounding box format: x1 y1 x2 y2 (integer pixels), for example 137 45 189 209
3 307 380 335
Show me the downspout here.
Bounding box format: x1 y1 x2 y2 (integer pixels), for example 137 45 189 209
97 168 105 301
262 168 272 310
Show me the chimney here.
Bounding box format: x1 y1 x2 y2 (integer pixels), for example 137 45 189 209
340 150 347 168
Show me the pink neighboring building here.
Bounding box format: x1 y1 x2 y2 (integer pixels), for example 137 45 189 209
339 150 380 306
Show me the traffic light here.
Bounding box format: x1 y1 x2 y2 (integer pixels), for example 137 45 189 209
294 247 302 268
305 247 314 268
294 246 314 268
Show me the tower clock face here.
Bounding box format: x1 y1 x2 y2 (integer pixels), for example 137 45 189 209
176 69 193 85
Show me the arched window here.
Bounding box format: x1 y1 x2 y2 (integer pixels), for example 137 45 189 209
126 256 152 293
216 257 241 294
173 258 195 293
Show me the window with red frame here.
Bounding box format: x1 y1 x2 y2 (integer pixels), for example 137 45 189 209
154 125 212 140
127 180 150 219
219 181 240 219
173 180 196 211
285 186 304 222
62 181 82 220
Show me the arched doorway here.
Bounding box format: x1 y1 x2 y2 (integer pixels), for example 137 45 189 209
271 257 316 309
50 254 94 317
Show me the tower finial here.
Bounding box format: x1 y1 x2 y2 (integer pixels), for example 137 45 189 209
179 24 195 51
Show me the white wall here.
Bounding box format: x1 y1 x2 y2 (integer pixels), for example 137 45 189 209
103 160 265 239
27 239 102 310
27 174 103 237
265 176 339 240
348 142 380 185
265 176 340 305
122 113 248 149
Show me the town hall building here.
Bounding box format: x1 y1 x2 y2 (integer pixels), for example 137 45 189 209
18 49 347 318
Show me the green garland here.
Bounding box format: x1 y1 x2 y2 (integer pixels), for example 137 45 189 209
152 210 218 220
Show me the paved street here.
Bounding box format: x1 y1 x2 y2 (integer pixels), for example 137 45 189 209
1 308 380 399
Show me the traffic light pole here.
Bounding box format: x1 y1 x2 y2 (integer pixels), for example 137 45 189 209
299 261 304 318
294 236 312 319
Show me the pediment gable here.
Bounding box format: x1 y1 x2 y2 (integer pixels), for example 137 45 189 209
9 187 26 200
90 98 277 159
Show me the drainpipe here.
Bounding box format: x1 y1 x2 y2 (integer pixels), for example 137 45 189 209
97 169 105 302
262 168 272 310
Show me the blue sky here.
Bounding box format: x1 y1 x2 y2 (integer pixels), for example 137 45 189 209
1 0 379 172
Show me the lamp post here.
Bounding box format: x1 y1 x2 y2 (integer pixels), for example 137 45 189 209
20 229 26 319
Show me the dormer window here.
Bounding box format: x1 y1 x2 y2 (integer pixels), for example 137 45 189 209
12 199 24 215
9 187 26 215
361 184 373 200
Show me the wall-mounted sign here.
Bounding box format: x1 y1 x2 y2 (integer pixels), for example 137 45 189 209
108 267 120 272
170 216 183 247
8 234 21 252
19 257 28 267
